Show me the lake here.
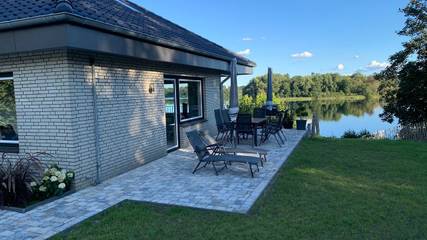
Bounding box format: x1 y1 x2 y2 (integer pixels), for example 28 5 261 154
287 99 399 138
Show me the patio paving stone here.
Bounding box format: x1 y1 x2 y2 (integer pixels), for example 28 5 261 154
0 129 306 240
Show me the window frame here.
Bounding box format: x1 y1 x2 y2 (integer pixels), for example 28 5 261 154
178 78 204 122
165 75 205 124
0 74 19 152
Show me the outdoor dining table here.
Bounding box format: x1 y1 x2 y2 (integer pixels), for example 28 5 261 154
251 117 267 146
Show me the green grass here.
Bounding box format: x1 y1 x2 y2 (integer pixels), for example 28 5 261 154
52 139 427 240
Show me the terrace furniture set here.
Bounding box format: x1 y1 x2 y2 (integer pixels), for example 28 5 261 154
215 108 289 147
186 108 289 178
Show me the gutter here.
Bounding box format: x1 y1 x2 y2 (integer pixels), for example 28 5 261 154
0 13 256 68
90 59 101 185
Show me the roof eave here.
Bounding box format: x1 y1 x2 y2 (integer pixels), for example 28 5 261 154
0 13 256 68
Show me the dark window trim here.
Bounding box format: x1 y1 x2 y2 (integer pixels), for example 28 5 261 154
0 143 19 153
0 72 13 78
0 73 19 152
165 75 205 124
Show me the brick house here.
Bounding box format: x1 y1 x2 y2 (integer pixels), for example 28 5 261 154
0 0 255 188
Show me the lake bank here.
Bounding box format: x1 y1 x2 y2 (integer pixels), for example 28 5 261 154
282 95 371 102
283 98 397 138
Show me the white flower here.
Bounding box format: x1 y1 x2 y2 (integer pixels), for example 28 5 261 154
30 182 37 187
50 176 58 182
58 183 66 189
39 186 47 192
55 171 62 177
67 172 74 178
58 174 66 183
43 176 49 181
61 169 67 175
49 168 57 175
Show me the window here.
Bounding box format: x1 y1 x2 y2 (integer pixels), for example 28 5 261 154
0 73 19 151
179 79 203 121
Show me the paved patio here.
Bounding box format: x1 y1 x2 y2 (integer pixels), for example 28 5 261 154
0 129 306 240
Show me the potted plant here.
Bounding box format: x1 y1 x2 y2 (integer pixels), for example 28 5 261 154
0 152 43 209
296 107 308 130
282 111 295 129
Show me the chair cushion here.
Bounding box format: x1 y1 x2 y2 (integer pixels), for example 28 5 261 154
221 148 268 156
206 155 259 164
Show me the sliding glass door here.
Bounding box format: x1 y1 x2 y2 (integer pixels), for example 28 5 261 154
164 76 204 151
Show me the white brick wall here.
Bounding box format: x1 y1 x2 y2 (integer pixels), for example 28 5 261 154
0 50 79 173
0 49 222 189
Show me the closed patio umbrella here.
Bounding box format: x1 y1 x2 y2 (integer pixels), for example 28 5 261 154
229 58 239 117
266 67 274 110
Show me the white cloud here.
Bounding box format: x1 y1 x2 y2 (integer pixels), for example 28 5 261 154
242 37 253 41
237 49 251 56
366 60 389 70
291 51 313 59
337 64 345 71
354 55 360 59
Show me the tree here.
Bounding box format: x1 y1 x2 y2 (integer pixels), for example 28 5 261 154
239 95 254 113
377 0 427 124
254 92 267 108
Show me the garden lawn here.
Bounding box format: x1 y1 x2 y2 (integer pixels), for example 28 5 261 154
52 139 427 240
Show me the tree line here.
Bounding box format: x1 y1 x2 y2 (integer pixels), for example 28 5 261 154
242 72 379 100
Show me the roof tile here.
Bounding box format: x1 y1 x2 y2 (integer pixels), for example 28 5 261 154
0 0 254 66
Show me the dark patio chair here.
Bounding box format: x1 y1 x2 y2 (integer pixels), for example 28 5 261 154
279 111 289 141
186 130 260 177
261 113 285 147
200 130 268 167
214 109 230 141
253 108 267 138
235 113 254 147
253 108 266 118
221 109 234 129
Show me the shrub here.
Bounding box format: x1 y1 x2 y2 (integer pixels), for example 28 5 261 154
282 111 295 129
358 129 373 138
342 129 373 139
0 153 44 207
31 164 75 201
0 153 75 208
342 130 359 138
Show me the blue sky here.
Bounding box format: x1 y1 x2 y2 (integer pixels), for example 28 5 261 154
134 0 408 85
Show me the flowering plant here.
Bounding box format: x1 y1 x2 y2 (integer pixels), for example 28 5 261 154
31 164 75 200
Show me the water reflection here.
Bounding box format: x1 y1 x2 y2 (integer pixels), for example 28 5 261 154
288 98 380 122
287 99 397 138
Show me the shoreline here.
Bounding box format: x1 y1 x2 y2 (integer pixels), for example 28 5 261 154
281 95 373 102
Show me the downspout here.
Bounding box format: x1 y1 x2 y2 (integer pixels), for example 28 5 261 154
220 76 230 109
90 58 101 185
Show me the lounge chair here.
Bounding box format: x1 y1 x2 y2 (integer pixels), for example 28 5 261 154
199 131 268 167
186 130 260 177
